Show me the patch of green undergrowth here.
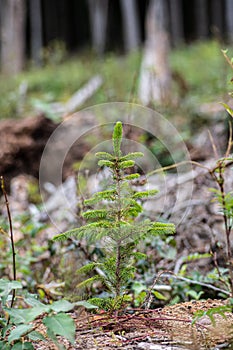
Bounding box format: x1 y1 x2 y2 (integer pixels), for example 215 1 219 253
0 40 230 120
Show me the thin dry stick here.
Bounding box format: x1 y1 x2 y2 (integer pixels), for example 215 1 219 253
147 160 210 178
161 273 231 296
141 270 171 309
0 176 16 308
222 49 233 69
225 121 233 158
208 129 219 159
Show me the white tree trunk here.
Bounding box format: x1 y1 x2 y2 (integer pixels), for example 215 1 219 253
0 0 26 75
120 0 140 52
88 0 108 56
138 0 171 106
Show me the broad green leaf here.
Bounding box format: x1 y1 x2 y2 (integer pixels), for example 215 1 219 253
8 324 33 343
132 281 146 294
0 279 22 296
75 300 98 309
28 331 46 341
220 102 233 118
2 325 12 338
46 328 65 350
24 295 47 308
7 305 49 324
153 291 167 301
186 290 204 300
11 342 34 350
0 341 10 350
43 313 75 344
50 299 75 313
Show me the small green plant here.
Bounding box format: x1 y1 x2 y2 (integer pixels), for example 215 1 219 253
0 279 98 349
192 302 233 326
0 176 96 349
54 121 175 310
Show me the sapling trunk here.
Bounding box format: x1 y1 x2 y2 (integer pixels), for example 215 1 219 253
115 154 123 299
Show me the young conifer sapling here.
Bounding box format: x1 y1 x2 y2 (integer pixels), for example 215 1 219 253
54 121 175 309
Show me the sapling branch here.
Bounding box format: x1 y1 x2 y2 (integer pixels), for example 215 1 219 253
0 176 16 308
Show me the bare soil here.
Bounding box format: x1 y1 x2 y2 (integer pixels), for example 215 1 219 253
32 299 233 349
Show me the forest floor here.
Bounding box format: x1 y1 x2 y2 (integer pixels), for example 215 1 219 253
1 104 233 349
32 299 233 349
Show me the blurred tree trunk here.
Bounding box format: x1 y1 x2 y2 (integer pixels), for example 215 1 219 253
138 0 171 106
210 0 224 36
120 0 140 52
88 0 108 56
195 0 208 38
30 0 43 66
226 0 233 42
0 0 26 75
169 0 184 46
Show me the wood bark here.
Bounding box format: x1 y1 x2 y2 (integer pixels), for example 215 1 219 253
87 0 108 55
225 0 233 42
29 0 43 66
138 0 172 106
195 0 208 38
210 0 224 36
120 0 140 52
169 0 184 46
0 0 26 75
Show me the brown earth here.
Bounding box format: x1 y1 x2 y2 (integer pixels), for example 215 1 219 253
32 299 233 349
